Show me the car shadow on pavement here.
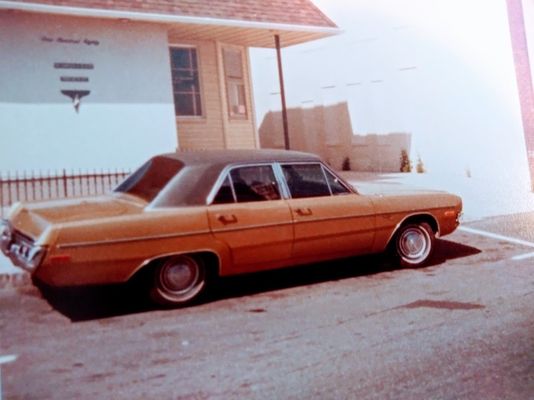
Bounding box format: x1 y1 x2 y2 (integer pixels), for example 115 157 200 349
36 280 157 322
427 238 482 267
36 238 480 322
204 238 481 302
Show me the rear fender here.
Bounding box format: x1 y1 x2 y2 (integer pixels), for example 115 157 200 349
129 249 224 281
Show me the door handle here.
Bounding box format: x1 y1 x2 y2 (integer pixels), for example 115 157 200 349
295 207 313 216
217 214 238 224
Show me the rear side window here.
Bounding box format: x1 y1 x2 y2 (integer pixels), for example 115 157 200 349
212 165 280 204
114 156 183 202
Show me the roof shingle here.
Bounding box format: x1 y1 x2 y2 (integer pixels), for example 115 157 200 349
5 0 337 28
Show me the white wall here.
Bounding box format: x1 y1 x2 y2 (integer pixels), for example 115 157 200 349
251 0 531 190
0 12 177 172
524 0 534 93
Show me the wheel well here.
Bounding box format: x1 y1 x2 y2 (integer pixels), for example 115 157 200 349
130 251 221 283
195 252 220 279
385 214 439 251
399 214 439 234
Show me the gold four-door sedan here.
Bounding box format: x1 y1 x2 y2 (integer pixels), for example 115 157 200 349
1 150 462 306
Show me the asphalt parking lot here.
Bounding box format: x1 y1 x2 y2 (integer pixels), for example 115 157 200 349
0 213 533 400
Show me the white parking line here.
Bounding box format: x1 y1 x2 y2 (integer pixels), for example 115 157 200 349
458 226 534 262
511 251 534 261
0 354 17 400
459 226 534 248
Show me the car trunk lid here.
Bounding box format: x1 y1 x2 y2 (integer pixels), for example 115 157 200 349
8 194 146 240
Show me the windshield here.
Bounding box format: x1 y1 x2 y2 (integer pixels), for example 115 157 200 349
114 156 184 202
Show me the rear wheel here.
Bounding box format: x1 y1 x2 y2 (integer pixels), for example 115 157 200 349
394 222 435 267
150 254 206 307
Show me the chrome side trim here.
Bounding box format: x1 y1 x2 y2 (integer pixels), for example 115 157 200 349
56 229 211 249
211 211 376 234
56 210 444 249
378 208 445 221
290 212 376 224
211 219 295 234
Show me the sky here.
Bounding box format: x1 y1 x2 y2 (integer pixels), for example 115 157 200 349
250 0 531 188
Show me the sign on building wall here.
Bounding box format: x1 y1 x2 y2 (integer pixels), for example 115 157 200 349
41 35 100 112
0 12 177 171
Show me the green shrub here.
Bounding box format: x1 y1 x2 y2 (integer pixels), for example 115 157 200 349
400 149 412 173
342 157 351 171
416 156 425 173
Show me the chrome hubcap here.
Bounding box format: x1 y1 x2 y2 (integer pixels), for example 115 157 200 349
398 227 430 262
160 258 199 294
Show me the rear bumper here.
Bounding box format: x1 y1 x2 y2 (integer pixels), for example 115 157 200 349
0 219 46 273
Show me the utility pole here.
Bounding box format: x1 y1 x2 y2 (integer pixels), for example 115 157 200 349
275 34 290 150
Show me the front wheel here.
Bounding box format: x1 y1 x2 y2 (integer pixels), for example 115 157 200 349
394 223 435 268
150 254 206 307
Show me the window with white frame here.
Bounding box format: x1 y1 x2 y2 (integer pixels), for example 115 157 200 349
222 47 248 118
169 47 202 117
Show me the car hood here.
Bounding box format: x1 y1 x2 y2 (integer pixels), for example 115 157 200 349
354 182 449 196
8 194 146 241
355 182 462 215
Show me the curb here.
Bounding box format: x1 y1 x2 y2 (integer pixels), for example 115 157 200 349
0 272 31 289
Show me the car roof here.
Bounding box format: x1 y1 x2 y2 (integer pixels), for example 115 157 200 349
160 149 322 167
146 149 325 207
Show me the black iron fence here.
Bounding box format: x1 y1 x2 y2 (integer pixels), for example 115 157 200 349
0 169 131 217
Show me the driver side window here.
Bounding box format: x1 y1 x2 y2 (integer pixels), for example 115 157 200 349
282 163 351 198
282 163 330 198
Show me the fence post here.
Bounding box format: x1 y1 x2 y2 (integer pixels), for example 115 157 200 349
23 171 28 201
93 169 97 195
0 168 131 212
30 170 35 202
15 171 19 204
38 170 44 200
6 172 11 207
62 169 68 197
79 169 83 196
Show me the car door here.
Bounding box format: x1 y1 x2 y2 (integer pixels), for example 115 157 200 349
207 164 293 271
281 163 376 259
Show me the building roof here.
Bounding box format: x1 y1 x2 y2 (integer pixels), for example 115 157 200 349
0 0 339 47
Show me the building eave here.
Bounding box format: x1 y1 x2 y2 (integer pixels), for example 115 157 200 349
0 0 341 47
